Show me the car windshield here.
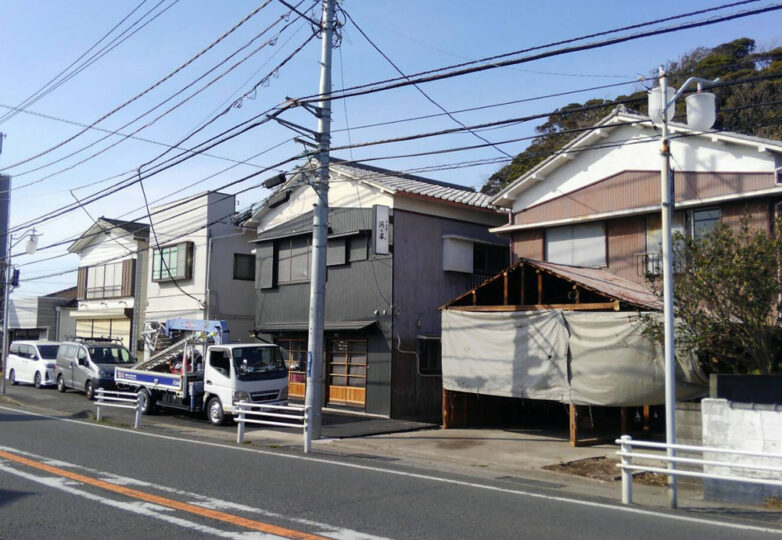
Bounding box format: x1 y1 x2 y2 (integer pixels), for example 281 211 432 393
38 345 59 360
232 346 287 381
88 345 135 364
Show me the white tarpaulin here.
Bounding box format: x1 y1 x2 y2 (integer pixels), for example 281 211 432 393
441 310 570 402
442 309 707 407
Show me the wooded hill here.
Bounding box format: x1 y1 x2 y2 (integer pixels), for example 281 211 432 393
481 38 782 195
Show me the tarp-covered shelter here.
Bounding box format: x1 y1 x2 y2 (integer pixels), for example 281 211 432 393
440 258 707 444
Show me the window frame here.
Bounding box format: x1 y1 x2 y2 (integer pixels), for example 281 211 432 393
152 241 194 282
690 207 721 240
232 253 255 281
85 261 124 299
545 222 607 268
418 337 442 376
276 236 312 285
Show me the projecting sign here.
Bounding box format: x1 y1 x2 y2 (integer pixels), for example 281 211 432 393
373 204 389 255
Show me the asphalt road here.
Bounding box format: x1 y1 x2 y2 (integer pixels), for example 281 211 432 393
1 385 782 539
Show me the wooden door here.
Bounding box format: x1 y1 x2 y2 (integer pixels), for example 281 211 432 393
326 339 366 407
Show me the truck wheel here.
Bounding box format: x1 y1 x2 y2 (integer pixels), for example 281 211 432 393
85 380 95 401
207 397 226 426
9 369 17 385
57 375 66 392
137 389 155 415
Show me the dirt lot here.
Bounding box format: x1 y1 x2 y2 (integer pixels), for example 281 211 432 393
544 456 667 486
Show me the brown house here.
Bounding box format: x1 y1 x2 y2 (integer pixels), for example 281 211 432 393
490 108 782 281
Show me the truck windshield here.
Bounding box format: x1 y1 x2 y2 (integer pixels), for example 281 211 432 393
232 346 287 381
38 345 59 360
88 345 135 364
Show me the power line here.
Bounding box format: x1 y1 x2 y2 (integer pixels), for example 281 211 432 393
3 0 275 172
0 0 169 125
294 2 782 104
341 7 514 162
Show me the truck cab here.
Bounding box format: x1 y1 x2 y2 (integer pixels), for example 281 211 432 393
204 344 288 425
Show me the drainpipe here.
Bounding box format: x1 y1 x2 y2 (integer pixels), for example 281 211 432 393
205 229 251 321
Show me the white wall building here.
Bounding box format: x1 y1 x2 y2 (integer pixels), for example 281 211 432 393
68 218 149 353
143 191 256 341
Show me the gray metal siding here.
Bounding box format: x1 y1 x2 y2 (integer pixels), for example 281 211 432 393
392 209 509 420
255 207 393 416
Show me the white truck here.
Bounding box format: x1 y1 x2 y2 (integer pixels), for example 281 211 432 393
115 320 288 425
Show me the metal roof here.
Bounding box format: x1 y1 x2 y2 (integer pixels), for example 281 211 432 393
523 259 661 310
330 159 496 209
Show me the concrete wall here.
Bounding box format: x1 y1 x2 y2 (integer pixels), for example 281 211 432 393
702 398 782 504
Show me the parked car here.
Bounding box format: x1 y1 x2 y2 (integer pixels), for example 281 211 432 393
5 341 61 388
55 338 135 400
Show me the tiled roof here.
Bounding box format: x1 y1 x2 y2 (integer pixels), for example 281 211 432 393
330 159 496 209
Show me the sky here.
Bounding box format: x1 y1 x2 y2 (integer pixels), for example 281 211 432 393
1 0 781 298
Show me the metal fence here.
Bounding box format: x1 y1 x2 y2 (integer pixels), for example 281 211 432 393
616 435 782 505
95 388 142 429
233 401 310 452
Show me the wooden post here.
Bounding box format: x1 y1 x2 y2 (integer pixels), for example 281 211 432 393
569 403 578 447
442 389 449 428
520 265 526 305
537 271 543 304
573 285 580 304
643 405 651 432
471 290 477 306
503 272 509 305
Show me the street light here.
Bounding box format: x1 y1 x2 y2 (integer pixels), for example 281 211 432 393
1 227 41 394
648 66 718 508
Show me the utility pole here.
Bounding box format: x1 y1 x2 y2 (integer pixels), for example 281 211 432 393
304 0 335 441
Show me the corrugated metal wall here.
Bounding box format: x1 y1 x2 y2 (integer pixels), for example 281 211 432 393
607 218 647 284
511 229 544 263
392 209 508 421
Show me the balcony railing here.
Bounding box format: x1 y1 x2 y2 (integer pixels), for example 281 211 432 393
466 272 497 290
635 251 686 278
85 285 123 299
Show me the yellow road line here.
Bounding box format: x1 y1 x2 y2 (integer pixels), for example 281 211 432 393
0 449 330 540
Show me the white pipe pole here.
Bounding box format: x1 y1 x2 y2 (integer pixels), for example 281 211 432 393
1 229 11 394
304 0 335 441
659 67 678 509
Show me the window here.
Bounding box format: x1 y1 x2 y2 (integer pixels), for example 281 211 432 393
473 243 507 274
277 236 311 284
690 208 721 240
546 223 606 267
643 213 686 276
418 337 442 375
233 254 255 281
152 242 193 282
278 338 307 372
86 261 124 299
328 339 367 389
209 349 231 377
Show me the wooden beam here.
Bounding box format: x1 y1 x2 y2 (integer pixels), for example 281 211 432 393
569 403 578 447
471 290 477 306
503 272 509 305
442 389 449 429
447 302 623 312
620 407 629 436
643 405 651 432
573 285 580 304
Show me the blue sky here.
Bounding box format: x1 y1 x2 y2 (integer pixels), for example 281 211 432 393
1 0 780 296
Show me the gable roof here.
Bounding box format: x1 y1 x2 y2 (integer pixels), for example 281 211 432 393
248 158 497 224
490 107 782 208
67 217 149 254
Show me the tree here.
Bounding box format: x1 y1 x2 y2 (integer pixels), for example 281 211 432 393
482 38 782 195
642 216 782 375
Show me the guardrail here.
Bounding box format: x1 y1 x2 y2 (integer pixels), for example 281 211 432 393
616 435 782 505
95 388 142 429
233 401 311 452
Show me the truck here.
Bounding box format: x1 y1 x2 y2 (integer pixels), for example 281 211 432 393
115 319 288 425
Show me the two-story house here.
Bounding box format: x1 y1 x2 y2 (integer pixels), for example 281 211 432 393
248 159 507 421
143 191 257 344
489 107 782 278
69 217 149 354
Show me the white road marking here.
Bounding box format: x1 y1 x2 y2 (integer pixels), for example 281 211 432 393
1 404 781 536
0 461 276 539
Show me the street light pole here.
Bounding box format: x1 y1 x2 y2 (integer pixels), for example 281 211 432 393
651 66 718 509
304 0 335 441
1 226 40 394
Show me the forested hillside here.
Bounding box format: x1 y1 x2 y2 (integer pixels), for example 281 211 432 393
481 38 782 195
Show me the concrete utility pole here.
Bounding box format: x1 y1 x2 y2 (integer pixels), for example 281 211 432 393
304 0 335 441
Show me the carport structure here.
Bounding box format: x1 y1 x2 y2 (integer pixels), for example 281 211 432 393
439 258 705 445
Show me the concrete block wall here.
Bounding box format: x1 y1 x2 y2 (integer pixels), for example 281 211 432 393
676 401 703 447
702 398 782 504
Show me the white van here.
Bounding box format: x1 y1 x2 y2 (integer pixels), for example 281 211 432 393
6 341 60 388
